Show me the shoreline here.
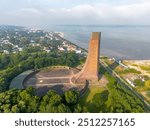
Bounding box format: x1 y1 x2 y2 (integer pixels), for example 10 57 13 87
55 32 150 61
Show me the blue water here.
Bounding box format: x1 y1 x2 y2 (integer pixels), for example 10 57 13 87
45 25 150 60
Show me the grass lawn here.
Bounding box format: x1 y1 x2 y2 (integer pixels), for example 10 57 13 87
140 66 150 71
79 86 108 113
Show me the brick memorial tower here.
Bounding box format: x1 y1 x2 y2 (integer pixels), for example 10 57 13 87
73 32 101 83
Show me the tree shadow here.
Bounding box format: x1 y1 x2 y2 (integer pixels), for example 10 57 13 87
109 61 119 70
36 84 83 97
80 89 109 113
36 85 63 97
36 85 73 97
99 61 119 78
91 90 109 112
99 66 105 80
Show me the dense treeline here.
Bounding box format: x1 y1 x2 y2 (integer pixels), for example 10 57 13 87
105 73 148 112
0 47 81 92
0 87 82 113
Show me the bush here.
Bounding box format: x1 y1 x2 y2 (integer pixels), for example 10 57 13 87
146 91 150 97
119 68 141 74
145 80 150 87
64 90 79 105
140 66 150 71
134 79 145 87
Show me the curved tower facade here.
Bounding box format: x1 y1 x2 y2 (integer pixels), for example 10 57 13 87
73 32 101 83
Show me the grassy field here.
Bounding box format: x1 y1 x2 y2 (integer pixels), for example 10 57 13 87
79 86 108 113
140 66 150 71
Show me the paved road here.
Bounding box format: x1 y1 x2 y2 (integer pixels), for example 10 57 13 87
100 60 150 109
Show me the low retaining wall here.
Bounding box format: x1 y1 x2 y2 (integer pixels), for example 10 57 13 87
9 70 34 90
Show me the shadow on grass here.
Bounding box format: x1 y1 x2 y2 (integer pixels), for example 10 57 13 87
109 61 119 70
99 61 119 80
79 88 109 113
99 65 107 80
92 90 109 112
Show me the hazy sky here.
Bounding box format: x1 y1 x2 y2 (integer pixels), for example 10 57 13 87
0 0 150 27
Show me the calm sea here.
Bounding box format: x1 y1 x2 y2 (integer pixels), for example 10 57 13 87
45 25 150 60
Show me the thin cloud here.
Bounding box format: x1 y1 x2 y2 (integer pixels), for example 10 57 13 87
0 0 150 26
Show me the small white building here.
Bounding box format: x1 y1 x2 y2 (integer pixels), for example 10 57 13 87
75 49 82 54
18 48 23 52
43 47 50 53
67 45 77 51
14 45 19 48
45 50 50 53
3 50 9 54
30 43 40 47
58 47 65 51
62 41 69 47
30 40 35 43
3 40 9 43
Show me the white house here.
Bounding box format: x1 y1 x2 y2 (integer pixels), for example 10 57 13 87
3 50 9 54
75 49 82 54
18 48 23 52
58 47 65 51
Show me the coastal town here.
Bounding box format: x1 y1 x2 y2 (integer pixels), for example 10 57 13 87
0 25 85 55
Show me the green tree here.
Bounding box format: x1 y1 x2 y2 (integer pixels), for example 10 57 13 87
39 91 63 113
134 79 144 87
0 77 7 92
74 104 83 113
11 105 20 113
64 90 79 105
